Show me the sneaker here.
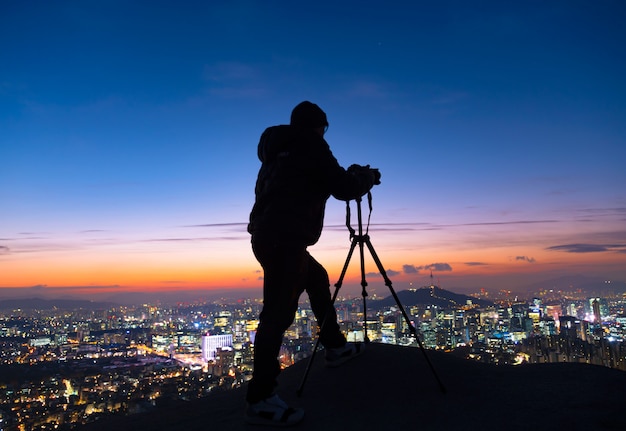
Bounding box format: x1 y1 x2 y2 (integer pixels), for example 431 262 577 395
246 394 305 427
324 342 364 368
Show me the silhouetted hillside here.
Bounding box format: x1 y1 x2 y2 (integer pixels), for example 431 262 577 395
0 297 117 311
522 275 626 295
78 343 626 431
373 286 493 310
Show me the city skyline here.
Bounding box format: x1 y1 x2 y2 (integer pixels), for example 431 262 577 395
3 286 625 430
2 2 625 300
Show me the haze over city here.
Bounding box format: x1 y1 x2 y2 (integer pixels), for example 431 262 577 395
2 1 625 302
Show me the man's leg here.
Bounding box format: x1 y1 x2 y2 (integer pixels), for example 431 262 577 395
246 239 306 403
305 252 365 367
303 253 346 349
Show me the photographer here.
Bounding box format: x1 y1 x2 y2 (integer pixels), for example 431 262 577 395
245 101 380 426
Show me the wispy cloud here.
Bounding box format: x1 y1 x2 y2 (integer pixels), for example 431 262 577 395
324 222 437 232
465 261 488 266
547 243 626 253
2 222 252 257
325 219 559 233
3 284 122 292
346 80 391 99
205 62 259 82
515 256 536 263
458 220 558 227
61 285 122 290
430 91 469 106
141 238 215 243
366 268 400 278
401 263 453 274
184 223 247 229
203 62 268 99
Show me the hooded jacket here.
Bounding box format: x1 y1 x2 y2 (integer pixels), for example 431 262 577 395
248 125 376 245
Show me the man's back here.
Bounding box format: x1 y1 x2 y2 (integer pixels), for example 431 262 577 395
248 124 340 245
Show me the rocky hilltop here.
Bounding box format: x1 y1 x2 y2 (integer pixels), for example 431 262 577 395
79 343 626 431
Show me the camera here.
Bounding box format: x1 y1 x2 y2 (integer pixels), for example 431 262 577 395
348 164 381 185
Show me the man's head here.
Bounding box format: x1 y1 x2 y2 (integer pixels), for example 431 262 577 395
290 101 328 135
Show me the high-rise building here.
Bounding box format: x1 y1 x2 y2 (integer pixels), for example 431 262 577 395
202 333 233 362
591 298 603 324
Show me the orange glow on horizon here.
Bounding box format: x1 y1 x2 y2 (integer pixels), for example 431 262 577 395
3 236 624 294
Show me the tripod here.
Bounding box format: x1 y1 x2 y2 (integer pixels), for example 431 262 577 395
297 192 446 396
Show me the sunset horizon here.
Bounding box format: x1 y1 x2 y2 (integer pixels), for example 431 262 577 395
2 2 624 303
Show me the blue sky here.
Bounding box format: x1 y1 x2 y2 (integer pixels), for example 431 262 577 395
1 1 625 300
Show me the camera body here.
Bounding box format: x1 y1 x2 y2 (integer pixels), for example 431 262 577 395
348 164 381 185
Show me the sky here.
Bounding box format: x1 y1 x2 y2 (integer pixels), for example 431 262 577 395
1 1 625 302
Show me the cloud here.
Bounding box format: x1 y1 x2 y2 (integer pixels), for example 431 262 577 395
546 243 626 253
203 62 268 99
325 219 561 234
386 269 400 277
324 222 435 232
365 269 400 278
431 91 469 106
142 238 215 243
205 62 258 82
515 256 536 263
141 234 246 243
185 223 247 229
464 261 488 266
403 264 419 274
0 246 9 255
425 263 453 272
346 80 391 99
401 263 453 273
460 220 558 227
20 284 120 291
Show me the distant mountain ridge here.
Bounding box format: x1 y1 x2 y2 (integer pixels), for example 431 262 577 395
522 274 625 294
374 285 494 309
0 297 118 311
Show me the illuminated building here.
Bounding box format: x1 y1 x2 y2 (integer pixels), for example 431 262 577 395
202 333 233 362
214 346 235 375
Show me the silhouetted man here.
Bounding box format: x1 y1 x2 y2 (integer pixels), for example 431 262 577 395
245 101 381 426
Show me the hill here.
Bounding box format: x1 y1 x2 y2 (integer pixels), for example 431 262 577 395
373 285 493 310
78 343 626 431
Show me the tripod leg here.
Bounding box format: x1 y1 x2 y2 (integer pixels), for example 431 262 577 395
297 237 358 397
364 237 447 394
358 236 370 343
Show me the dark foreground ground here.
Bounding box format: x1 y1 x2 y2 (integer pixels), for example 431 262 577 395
80 343 626 431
